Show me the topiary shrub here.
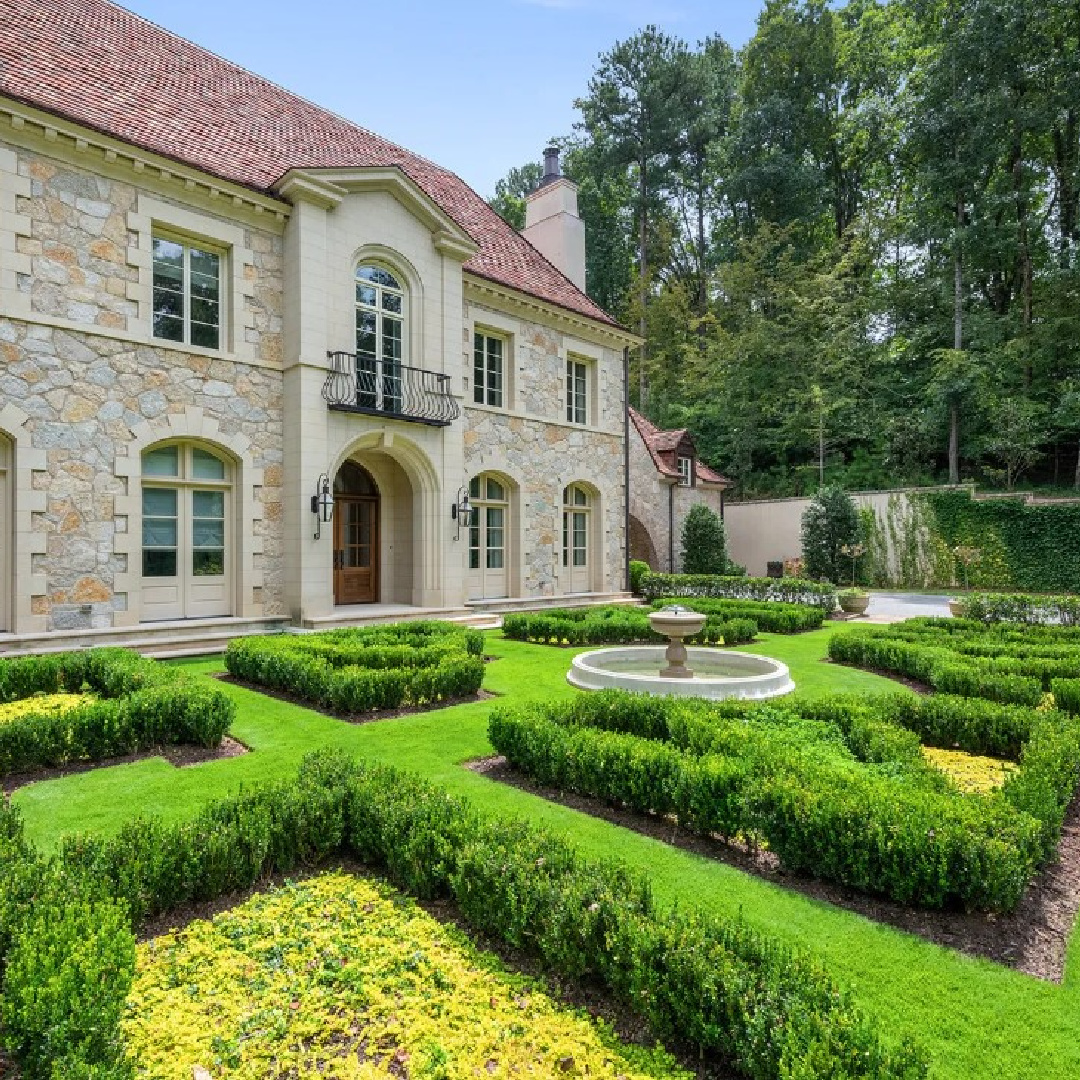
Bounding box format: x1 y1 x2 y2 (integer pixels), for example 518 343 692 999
800 485 861 583
629 559 650 595
680 504 727 575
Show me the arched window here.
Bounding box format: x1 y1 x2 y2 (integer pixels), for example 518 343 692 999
562 484 592 593
355 264 405 413
141 442 232 620
467 473 510 599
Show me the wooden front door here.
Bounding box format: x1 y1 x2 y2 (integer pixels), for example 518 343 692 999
334 496 378 604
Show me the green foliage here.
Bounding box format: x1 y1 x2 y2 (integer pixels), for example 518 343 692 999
801 485 862 583
488 690 1064 912
958 593 1080 625
0 649 233 776
649 597 824 633
0 753 927 1080
501 605 757 647
639 571 836 610
680 503 728 574
629 559 651 594
224 621 484 713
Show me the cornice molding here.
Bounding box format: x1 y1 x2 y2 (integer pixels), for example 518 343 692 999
275 166 479 262
0 96 290 224
464 275 640 348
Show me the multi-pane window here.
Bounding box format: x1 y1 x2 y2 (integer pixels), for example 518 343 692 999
468 475 507 571
473 332 504 407
678 456 693 487
152 236 222 349
566 358 588 425
355 265 404 413
142 444 228 580
562 484 590 568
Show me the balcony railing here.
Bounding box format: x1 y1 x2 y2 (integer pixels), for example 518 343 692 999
322 351 460 427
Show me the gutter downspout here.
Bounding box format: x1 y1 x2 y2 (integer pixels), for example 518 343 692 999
623 346 631 592
668 481 675 573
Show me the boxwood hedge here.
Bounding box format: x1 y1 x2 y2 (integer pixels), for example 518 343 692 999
829 618 1080 709
0 752 927 1079
488 690 1080 912
649 596 825 633
0 648 233 776
501 605 757 647
224 621 485 712
639 572 837 611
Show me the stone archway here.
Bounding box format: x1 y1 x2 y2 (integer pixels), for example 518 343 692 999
629 513 658 570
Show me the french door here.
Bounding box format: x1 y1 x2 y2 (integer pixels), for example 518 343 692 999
562 484 592 593
466 475 509 599
334 496 378 604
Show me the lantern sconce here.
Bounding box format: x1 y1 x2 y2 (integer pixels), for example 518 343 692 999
451 486 472 541
310 473 334 539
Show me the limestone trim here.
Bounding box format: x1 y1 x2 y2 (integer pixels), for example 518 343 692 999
0 97 289 224
0 402 48 633
114 409 265 626
330 428 443 603
278 167 479 262
464 276 639 349
129 194 258 363
0 144 33 319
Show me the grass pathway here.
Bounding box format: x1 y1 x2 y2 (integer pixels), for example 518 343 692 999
12 627 1080 1079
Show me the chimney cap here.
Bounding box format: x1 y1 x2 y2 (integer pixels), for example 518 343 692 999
540 146 561 187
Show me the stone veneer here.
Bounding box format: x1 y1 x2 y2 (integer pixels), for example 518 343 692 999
1 143 286 631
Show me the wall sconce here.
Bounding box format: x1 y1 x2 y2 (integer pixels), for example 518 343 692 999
450 486 472 541
310 473 334 539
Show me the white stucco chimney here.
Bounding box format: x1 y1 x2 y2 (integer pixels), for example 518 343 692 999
522 147 586 292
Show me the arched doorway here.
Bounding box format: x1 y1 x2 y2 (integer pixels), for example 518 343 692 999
628 513 658 570
333 460 380 605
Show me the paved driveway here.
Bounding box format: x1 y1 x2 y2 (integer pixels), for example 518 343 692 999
859 591 952 623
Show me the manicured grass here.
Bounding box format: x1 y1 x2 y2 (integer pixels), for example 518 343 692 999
11 627 1080 1080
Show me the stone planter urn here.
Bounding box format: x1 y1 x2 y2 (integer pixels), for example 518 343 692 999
647 606 707 678
948 598 966 618
837 591 870 616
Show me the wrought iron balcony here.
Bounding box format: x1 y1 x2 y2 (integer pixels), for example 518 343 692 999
322 351 460 427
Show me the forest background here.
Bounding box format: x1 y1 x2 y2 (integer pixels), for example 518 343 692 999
489 0 1080 500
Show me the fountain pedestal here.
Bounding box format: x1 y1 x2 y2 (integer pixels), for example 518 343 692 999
648 606 707 679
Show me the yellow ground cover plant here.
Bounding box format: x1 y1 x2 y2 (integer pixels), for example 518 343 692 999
0 692 93 727
921 746 1017 794
123 872 691 1080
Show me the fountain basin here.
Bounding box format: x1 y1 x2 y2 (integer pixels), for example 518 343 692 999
568 647 793 700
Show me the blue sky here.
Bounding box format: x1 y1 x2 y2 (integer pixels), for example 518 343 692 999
120 0 765 198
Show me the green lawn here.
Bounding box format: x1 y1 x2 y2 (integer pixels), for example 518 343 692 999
11 626 1080 1080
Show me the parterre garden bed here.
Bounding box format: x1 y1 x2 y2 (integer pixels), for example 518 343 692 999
0 752 926 1080
224 621 486 713
487 688 1080 913
0 648 233 780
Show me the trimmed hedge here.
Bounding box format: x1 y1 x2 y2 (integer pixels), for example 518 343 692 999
0 753 928 1080
639 571 837 612
501 605 757 648
224 621 485 712
488 690 1080 912
956 592 1080 626
829 619 1080 706
0 649 233 776
650 596 825 633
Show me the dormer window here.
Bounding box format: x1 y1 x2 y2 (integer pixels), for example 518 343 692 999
678 456 693 487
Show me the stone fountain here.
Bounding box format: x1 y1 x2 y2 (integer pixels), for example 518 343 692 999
566 604 794 700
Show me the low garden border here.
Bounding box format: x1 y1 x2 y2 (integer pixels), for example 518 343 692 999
224 621 485 713
501 606 757 647
0 751 927 1079
488 689 1080 913
0 648 234 777
649 597 825 633
954 592 1080 626
639 572 837 612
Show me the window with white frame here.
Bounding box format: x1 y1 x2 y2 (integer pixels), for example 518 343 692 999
152 235 222 349
473 331 505 407
678 456 693 487
355 265 405 413
566 357 589 425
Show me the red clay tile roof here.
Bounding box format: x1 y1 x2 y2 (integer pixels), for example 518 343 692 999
629 407 730 486
0 0 620 329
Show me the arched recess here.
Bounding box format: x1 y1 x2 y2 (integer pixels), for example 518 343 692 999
560 480 602 595
628 513 658 570
0 403 48 634
330 428 442 607
116 409 264 625
465 470 520 601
